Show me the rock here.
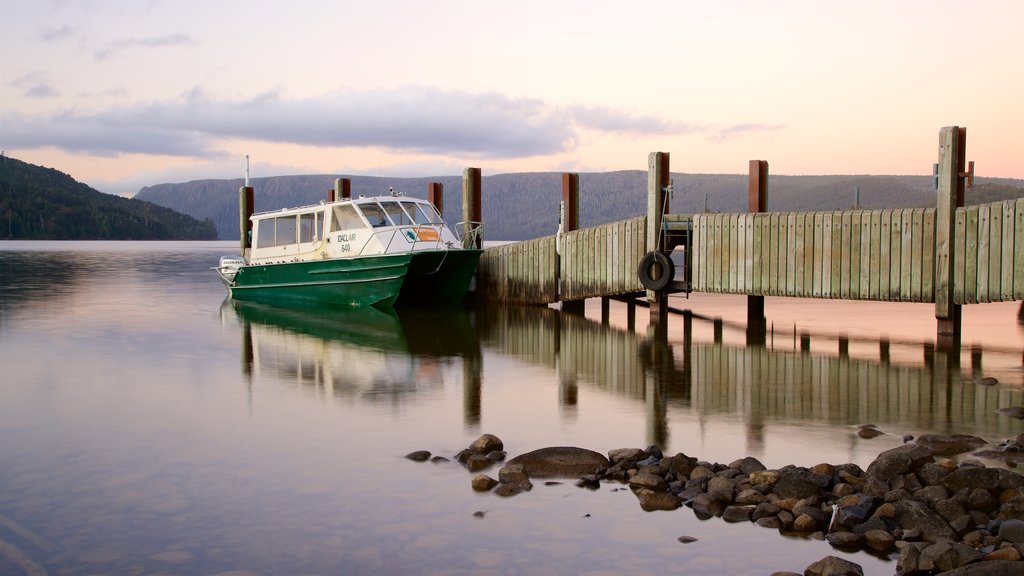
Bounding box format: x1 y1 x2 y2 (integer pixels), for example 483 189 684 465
469 434 503 454
690 493 725 518
575 474 600 490
430 456 449 463
865 443 934 481
776 468 821 500
757 516 782 529
941 466 1001 493
676 535 698 543
825 531 860 548
405 450 431 461
505 447 610 478
929 560 1024 575
973 376 999 386
736 488 765 505
722 505 754 523
493 481 530 497
471 474 498 491
707 476 737 502
835 494 876 528
892 498 958 542
862 529 895 552
498 463 529 485
803 555 864 576
485 450 506 462
628 472 667 492
916 434 988 456
729 456 767 475
984 546 1021 561
995 406 1024 419
895 541 927 574
999 518 1024 543
750 469 780 486
637 491 682 511
794 513 820 532
917 462 953 486
608 447 647 463
857 427 884 439
918 540 983 571
466 454 492 472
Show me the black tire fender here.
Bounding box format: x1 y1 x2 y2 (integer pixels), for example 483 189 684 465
637 251 674 291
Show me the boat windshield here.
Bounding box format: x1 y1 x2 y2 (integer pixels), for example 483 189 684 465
378 201 414 226
401 201 441 225
332 204 368 231
357 202 392 228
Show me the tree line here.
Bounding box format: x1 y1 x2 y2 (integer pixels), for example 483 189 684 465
0 156 216 240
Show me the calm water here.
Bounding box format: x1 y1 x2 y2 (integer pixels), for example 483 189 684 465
2 241 1023 576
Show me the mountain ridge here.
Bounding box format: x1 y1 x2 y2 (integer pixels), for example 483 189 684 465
135 172 1024 241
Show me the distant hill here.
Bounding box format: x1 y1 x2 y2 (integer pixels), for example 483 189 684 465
0 157 217 240
135 171 1024 242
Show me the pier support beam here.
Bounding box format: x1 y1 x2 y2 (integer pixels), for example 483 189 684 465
428 182 444 215
934 127 966 351
239 185 254 259
646 152 671 329
747 160 769 346
332 177 351 201
462 168 483 249
561 172 585 315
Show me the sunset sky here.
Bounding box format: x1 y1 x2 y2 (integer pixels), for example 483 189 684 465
1 0 1021 197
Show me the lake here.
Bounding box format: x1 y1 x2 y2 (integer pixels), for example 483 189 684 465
2 241 1022 576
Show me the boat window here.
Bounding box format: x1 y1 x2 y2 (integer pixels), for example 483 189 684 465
401 201 435 225
299 212 321 243
254 215 298 248
379 201 413 226
405 201 442 224
331 204 367 231
358 202 392 228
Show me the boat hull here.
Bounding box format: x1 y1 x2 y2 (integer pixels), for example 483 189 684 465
228 253 412 308
396 249 482 306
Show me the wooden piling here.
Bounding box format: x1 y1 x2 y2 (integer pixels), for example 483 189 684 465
428 182 444 215
935 126 965 349
334 177 351 201
646 152 670 327
748 160 769 345
463 168 482 249
239 185 254 258
561 172 585 314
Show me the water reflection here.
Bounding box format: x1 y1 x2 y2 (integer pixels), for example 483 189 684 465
226 300 482 405
231 296 1023 463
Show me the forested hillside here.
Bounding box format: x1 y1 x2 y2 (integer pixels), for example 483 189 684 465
136 172 1024 242
0 157 217 240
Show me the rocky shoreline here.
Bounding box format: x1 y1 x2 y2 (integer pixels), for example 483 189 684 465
407 433 1024 576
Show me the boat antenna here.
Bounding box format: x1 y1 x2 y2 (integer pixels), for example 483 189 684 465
244 155 250 187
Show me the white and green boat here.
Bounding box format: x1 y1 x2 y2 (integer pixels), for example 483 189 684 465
216 189 482 309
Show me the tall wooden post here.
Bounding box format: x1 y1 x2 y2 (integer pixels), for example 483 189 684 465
239 185 254 259
462 168 482 249
646 152 670 329
428 182 444 215
747 160 769 346
935 126 965 351
333 177 351 201
561 172 584 315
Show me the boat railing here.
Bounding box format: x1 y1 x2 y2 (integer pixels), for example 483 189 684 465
456 221 484 249
363 228 401 256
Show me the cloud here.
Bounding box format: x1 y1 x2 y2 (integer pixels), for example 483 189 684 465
94 34 194 60
10 72 59 99
0 86 778 161
38 25 77 42
709 122 785 142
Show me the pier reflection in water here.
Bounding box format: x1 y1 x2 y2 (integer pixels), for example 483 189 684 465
232 294 1023 469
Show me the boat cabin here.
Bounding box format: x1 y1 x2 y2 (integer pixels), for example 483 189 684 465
248 196 461 265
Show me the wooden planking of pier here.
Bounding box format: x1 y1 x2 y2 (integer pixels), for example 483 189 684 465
474 127 1022 320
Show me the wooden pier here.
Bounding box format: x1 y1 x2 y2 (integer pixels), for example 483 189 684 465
458 126 1021 349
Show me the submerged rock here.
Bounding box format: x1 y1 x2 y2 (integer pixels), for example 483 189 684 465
505 446 610 478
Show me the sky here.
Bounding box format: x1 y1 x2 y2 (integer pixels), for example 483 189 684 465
1 0 1022 197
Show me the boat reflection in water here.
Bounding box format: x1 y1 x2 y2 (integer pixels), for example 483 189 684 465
224 296 1024 466
224 299 482 405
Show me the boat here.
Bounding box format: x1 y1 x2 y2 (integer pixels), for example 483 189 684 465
215 186 482 308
